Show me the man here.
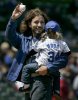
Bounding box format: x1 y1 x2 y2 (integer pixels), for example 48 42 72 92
5 3 70 100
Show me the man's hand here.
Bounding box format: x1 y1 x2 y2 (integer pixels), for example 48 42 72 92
35 66 48 75
11 3 26 20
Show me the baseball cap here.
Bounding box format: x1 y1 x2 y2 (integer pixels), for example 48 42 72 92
45 20 61 32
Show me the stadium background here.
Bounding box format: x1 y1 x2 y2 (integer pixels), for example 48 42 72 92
0 0 78 100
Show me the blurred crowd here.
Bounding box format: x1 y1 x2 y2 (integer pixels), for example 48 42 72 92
0 0 78 100
60 52 78 100
0 40 17 81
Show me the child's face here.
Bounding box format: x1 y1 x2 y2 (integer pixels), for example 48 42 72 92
20 21 27 33
47 29 56 38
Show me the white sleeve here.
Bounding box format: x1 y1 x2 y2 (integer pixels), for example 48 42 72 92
62 41 70 53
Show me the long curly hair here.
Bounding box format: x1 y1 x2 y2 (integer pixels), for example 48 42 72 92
21 8 49 37
24 8 49 24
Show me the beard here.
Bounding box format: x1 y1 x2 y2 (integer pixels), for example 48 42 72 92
32 28 44 39
35 33 42 39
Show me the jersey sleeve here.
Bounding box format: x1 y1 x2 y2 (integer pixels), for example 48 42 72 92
62 41 70 53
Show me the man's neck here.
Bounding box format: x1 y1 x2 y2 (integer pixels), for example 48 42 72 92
33 33 41 40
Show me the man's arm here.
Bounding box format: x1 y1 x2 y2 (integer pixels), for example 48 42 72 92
5 18 21 48
5 3 26 48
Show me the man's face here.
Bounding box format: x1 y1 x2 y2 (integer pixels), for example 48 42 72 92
29 15 45 37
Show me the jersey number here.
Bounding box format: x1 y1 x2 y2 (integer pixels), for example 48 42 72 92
48 52 59 62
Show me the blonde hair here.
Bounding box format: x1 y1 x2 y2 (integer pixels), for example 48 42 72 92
41 31 63 42
47 29 63 40
41 32 48 42
56 32 63 40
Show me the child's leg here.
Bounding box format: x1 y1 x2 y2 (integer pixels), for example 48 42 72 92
53 75 60 95
19 62 38 92
52 72 61 99
21 62 38 84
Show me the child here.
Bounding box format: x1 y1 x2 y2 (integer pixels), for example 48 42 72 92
19 21 71 95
